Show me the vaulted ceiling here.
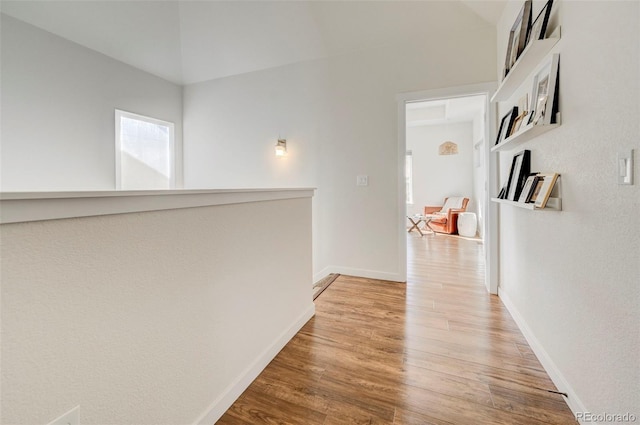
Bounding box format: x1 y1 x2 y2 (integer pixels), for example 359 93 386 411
1 1 505 86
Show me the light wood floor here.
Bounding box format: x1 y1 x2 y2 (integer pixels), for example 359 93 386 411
217 234 576 424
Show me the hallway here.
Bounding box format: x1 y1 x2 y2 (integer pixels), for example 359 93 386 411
218 235 576 424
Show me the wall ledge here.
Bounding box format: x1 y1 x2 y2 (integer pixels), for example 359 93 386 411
0 188 315 224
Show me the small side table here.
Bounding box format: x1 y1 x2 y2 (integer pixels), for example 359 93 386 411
457 212 478 237
407 215 433 236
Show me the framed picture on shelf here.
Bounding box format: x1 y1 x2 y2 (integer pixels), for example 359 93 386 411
509 94 530 137
498 183 508 199
531 0 554 41
529 177 545 204
504 31 515 78
528 53 560 126
504 0 532 77
534 172 559 208
518 173 539 203
506 150 531 201
510 112 529 137
495 106 519 146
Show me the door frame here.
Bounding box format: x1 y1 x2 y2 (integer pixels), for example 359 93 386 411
396 82 499 294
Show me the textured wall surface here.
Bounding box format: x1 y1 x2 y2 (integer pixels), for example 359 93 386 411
0 197 313 424
496 0 640 416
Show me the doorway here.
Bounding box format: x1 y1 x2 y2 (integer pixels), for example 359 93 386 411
396 83 498 294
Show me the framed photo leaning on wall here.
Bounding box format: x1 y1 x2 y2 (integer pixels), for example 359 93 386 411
518 173 539 203
528 53 560 126
506 150 531 201
531 0 554 41
534 173 560 208
504 0 532 78
495 106 519 146
529 177 545 204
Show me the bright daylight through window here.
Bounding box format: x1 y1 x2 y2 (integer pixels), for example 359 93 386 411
115 110 175 190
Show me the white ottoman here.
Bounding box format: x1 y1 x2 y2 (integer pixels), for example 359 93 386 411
457 212 477 237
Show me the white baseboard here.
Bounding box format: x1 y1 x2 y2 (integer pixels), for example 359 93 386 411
313 265 403 283
312 266 333 284
498 288 587 423
192 303 316 425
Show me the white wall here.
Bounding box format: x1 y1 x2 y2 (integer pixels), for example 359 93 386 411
472 112 486 238
1 7 496 283
184 27 497 281
0 15 184 191
406 122 474 217
0 196 314 425
495 0 639 418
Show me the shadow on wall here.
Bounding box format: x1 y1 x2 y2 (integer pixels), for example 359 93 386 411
121 153 171 190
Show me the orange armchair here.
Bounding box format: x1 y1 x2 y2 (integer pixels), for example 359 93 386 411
424 197 469 235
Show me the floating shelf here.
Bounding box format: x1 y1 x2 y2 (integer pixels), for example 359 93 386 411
491 27 561 103
491 197 562 211
491 121 561 152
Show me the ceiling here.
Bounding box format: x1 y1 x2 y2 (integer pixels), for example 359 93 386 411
0 1 505 86
406 95 486 127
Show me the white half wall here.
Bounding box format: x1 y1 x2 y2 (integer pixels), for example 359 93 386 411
406 122 474 217
495 0 639 419
0 14 183 191
183 24 497 281
0 195 314 425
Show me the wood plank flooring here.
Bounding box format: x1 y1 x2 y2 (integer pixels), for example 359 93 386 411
217 234 577 424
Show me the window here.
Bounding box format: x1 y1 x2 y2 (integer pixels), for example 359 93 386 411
405 150 413 204
115 110 175 190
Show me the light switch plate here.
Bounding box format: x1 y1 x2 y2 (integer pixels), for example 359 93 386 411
617 150 634 185
47 406 79 425
356 175 369 186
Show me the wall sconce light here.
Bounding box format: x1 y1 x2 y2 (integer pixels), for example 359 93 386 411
438 141 459 155
275 139 287 157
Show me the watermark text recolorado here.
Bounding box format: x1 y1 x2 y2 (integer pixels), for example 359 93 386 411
576 412 637 423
